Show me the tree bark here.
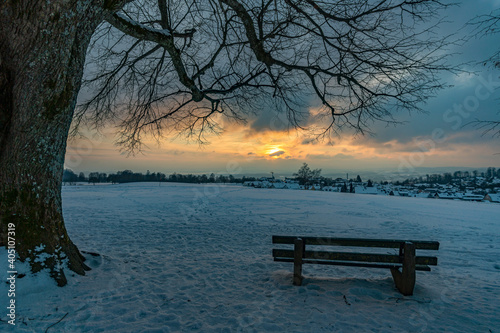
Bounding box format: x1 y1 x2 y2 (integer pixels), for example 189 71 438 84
0 1 119 286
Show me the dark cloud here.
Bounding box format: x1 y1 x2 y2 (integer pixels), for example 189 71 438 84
304 153 357 160
241 1 500 145
350 71 500 153
241 90 321 136
301 137 321 145
164 150 185 156
269 150 285 157
333 153 355 160
343 0 500 151
305 153 331 160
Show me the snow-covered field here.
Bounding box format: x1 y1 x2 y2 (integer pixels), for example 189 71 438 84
2 183 499 332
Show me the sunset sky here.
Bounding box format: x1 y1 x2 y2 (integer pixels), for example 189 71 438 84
65 1 500 180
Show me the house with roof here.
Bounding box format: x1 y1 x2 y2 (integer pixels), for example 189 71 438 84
435 192 462 200
283 183 301 190
243 181 262 187
322 186 340 192
424 188 440 194
354 185 379 195
415 191 433 198
272 182 286 189
485 193 500 203
461 193 485 201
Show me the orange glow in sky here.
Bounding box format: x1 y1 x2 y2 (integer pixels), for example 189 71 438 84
264 146 285 159
65 119 500 178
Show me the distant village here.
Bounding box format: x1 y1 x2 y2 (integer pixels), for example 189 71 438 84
64 165 500 203
242 169 500 204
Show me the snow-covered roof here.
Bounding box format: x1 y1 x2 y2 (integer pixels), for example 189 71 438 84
462 194 485 201
273 183 286 189
486 194 500 202
354 186 379 195
436 192 462 199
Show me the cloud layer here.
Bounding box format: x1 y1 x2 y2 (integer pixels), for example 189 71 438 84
66 1 500 177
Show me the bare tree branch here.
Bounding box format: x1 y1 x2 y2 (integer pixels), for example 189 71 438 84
465 8 500 138
467 119 500 138
77 0 457 152
469 8 500 68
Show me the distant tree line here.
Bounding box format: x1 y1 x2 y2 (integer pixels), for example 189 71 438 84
63 166 500 188
63 169 257 185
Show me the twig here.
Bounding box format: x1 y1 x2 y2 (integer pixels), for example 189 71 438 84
81 250 100 257
389 297 431 304
312 307 324 313
45 312 68 333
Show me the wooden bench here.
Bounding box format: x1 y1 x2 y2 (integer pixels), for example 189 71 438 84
272 235 439 296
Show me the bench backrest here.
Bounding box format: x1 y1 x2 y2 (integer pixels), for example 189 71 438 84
272 235 439 250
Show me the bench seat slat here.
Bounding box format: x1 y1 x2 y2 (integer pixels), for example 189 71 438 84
272 249 437 265
273 257 432 271
272 235 439 250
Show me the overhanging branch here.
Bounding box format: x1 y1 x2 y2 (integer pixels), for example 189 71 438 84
106 12 195 42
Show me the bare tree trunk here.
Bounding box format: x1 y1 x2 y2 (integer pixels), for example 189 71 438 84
0 1 112 286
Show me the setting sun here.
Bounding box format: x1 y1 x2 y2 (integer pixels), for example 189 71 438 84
264 146 286 159
266 147 281 154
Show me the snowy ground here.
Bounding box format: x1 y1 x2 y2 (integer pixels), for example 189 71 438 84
1 183 499 332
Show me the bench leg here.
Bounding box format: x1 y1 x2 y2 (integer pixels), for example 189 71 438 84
293 238 304 286
390 242 416 296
